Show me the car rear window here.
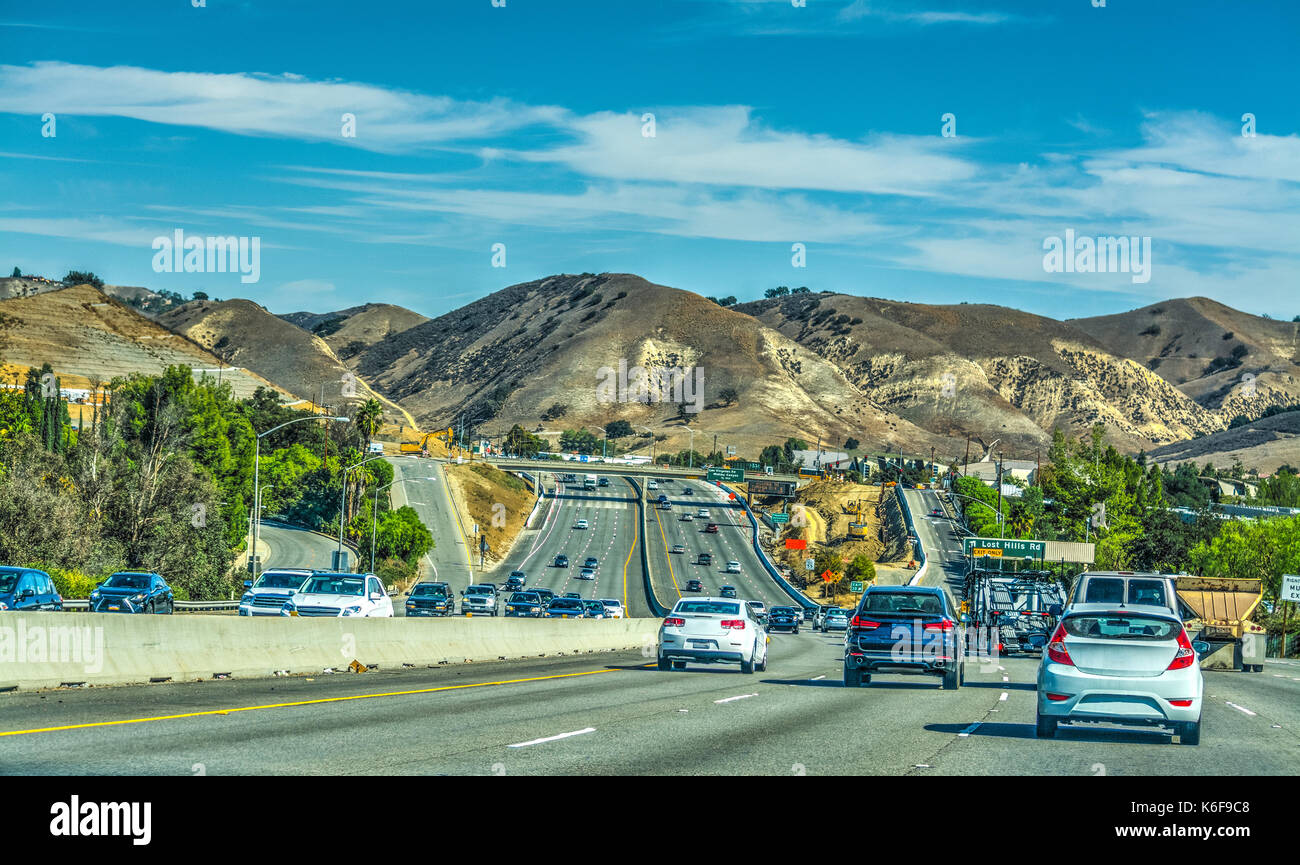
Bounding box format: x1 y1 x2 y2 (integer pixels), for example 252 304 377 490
859 592 943 615
1128 579 1168 607
1082 577 1125 604
511 593 539 603
675 601 741 615
1063 613 1179 641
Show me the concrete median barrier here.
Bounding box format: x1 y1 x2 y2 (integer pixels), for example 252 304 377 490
0 612 662 690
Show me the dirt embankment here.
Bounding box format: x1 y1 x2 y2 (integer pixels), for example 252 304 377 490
756 479 912 594
440 462 536 569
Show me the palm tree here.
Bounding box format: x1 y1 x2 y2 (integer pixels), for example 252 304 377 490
355 398 383 444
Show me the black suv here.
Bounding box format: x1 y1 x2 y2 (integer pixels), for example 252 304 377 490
405 581 454 616
767 606 800 633
843 585 966 689
685 579 703 592
554 554 569 568
505 591 544 617
697 551 713 566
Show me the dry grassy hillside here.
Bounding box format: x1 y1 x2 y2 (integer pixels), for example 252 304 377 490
0 285 285 400
737 293 1224 453
349 273 960 458
1070 297 1300 423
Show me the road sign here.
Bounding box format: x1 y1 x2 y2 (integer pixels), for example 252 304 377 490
1284 574 1300 603
785 538 807 550
850 581 864 593
748 479 796 498
579 454 589 462
706 467 744 482
747 462 760 471
726 445 737 456
770 512 789 524
962 537 1046 557
805 558 815 571
822 571 834 583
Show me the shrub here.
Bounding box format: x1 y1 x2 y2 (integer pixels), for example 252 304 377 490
44 566 104 599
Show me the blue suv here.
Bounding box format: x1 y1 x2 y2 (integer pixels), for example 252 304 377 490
0 566 63 612
843 585 967 689
90 572 175 614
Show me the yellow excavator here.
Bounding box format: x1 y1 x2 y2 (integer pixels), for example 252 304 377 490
399 428 455 457
845 498 871 539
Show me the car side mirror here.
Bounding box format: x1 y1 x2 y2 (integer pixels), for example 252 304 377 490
1048 604 1063 617
959 613 971 625
404 590 410 595
1192 640 1210 656
243 580 253 589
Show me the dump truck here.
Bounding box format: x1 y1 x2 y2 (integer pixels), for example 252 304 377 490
963 567 1067 655
1175 576 1267 672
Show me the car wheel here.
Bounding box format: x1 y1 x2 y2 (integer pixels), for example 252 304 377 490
756 650 768 673
792 628 799 635
741 655 755 674
1179 719 1201 746
843 666 862 687
942 664 960 690
657 654 671 671
167 600 175 615
1035 712 1057 739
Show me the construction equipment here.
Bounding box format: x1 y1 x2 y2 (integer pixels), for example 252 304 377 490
844 498 870 540
963 566 1067 655
399 428 455 457
1175 576 1267 672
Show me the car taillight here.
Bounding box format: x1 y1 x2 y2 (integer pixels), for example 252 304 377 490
851 616 881 628
1046 623 1073 666
663 617 685 627
1167 628 1196 670
991 610 1002 617
924 618 956 631
1169 699 1193 707
1045 693 1071 702
721 619 745 629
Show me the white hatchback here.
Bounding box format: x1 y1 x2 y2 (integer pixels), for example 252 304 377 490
1036 603 1207 744
658 597 768 674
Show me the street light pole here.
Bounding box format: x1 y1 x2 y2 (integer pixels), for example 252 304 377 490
683 425 695 469
339 453 391 570
371 475 437 572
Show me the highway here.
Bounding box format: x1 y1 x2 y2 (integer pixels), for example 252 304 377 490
643 477 798 610
387 457 474 593
489 473 650 617
257 521 343 571
3 632 1297 774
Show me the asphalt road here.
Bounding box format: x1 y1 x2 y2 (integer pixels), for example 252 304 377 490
387 457 474 593
903 487 969 596
257 522 342 572
4 631 1296 775
489 474 649 617
644 477 797 610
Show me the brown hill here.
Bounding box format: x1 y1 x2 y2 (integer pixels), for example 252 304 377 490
348 273 959 458
0 285 286 400
735 294 1224 454
157 299 414 425
1146 409 1300 476
298 303 429 364
1070 297 1300 423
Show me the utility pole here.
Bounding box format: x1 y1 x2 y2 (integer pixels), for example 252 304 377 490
995 451 1005 538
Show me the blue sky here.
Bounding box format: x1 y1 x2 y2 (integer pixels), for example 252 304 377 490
1 0 1297 320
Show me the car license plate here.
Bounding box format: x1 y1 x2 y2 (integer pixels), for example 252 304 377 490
691 640 713 649
108 605 120 611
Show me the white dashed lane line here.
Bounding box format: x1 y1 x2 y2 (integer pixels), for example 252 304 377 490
509 727 597 748
714 693 759 704
1225 702 1257 717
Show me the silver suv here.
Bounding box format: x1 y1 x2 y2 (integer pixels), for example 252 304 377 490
1067 572 1181 617
239 568 314 617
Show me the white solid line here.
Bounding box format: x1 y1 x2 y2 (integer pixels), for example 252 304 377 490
999 692 1008 702
810 675 826 680
1225 701 1257 717
508 727 597 748
715 693 759 704
958 723 981 737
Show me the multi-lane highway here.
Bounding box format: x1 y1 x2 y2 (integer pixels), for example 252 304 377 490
257 521 341 572
490 474 649 616
4 625 1297 774
644 477 797 609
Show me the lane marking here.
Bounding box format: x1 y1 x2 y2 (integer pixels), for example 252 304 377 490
1225 701 1257 717
999 692 1008 702
620 477 638 612
509 726 596 748
0 666 640 738
715 693 759 704
810 675 826 681
957 722 981 737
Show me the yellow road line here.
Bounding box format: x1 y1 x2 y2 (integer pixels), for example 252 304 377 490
0 666 637 738
652 502 683 600
620 478 638 612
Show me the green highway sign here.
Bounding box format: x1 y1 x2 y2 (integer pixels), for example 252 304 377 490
747 462 761 471
706 467 744 483
849 581 864 593
962 537 1046 557
770 512 789 524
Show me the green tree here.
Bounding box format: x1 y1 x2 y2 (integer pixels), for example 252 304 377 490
844 437 860 451
846 554 877 584
504 424 545 456
354 398 383 442
559 428 599 454
62 270 104 289
604 420 634 438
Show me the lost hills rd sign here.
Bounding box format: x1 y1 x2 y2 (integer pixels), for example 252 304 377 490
706 467 744 483
962 537 1046 558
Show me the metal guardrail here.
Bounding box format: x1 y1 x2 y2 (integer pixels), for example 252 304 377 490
60 600 240 612
717 482 819 612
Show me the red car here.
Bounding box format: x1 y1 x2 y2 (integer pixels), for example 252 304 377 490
704 523 719 534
